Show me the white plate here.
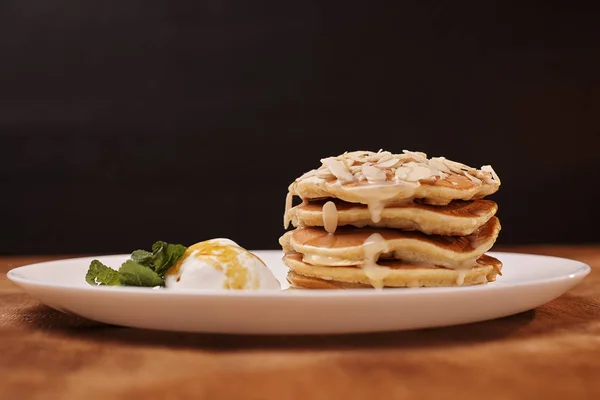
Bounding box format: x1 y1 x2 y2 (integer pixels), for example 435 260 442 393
7 251 590 335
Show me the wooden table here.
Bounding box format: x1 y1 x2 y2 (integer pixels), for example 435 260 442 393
1 246 599 399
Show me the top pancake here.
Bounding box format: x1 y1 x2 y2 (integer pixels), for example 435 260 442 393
286 151 500 218
288 199 497 236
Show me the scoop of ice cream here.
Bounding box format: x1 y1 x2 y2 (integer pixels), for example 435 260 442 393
164 238 280 290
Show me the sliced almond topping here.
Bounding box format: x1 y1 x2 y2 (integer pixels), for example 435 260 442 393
442 159 475 174
362 164 387 182
409 164 434 181
395 162 433 182
395 165 411 181
347 151 374 162
376 157 401 168
316 169 335 179
350 165 362 174
402 150 428 164
321 158 355 183
463 171 482 185
299 150 499 189
428 157 452 174
352 170 367 182
481 165 501 185
371 151 393 162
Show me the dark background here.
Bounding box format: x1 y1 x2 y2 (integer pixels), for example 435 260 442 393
1 1 599 254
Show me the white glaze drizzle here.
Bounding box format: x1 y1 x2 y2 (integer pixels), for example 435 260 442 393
456 269 468 286
322 201 338 234
361 233 392 289
283 191 293 229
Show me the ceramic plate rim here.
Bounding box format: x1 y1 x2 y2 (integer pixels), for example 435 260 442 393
7 251 591 298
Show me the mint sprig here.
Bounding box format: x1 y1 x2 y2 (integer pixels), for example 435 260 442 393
134 241 187 276
119 260 164 287
85 260 120 286
85 241 187 288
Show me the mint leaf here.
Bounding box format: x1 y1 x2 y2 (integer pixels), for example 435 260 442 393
86 260 120 286
149 241 169 271
131 249 153 266
128 242 186 277
151 241 187 275
119 260 164 287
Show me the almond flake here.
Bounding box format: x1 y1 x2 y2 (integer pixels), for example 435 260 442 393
481 165 501 185
375 153 395 166
321 158 355 183
316 169 335 179
402 150 428 164
362 164 387 182
443 159 475 174
463 171 482 185
428 157 452 174
395 162 433 182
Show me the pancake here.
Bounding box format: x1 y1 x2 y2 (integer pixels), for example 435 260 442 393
279 216 501 269
285 151 500 227
280 149 503 289
284 252 502 288
287 199 497 236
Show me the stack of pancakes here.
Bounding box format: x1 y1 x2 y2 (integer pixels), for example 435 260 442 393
279 150 502 289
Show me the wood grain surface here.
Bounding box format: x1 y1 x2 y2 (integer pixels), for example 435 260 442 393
1 246 599 400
